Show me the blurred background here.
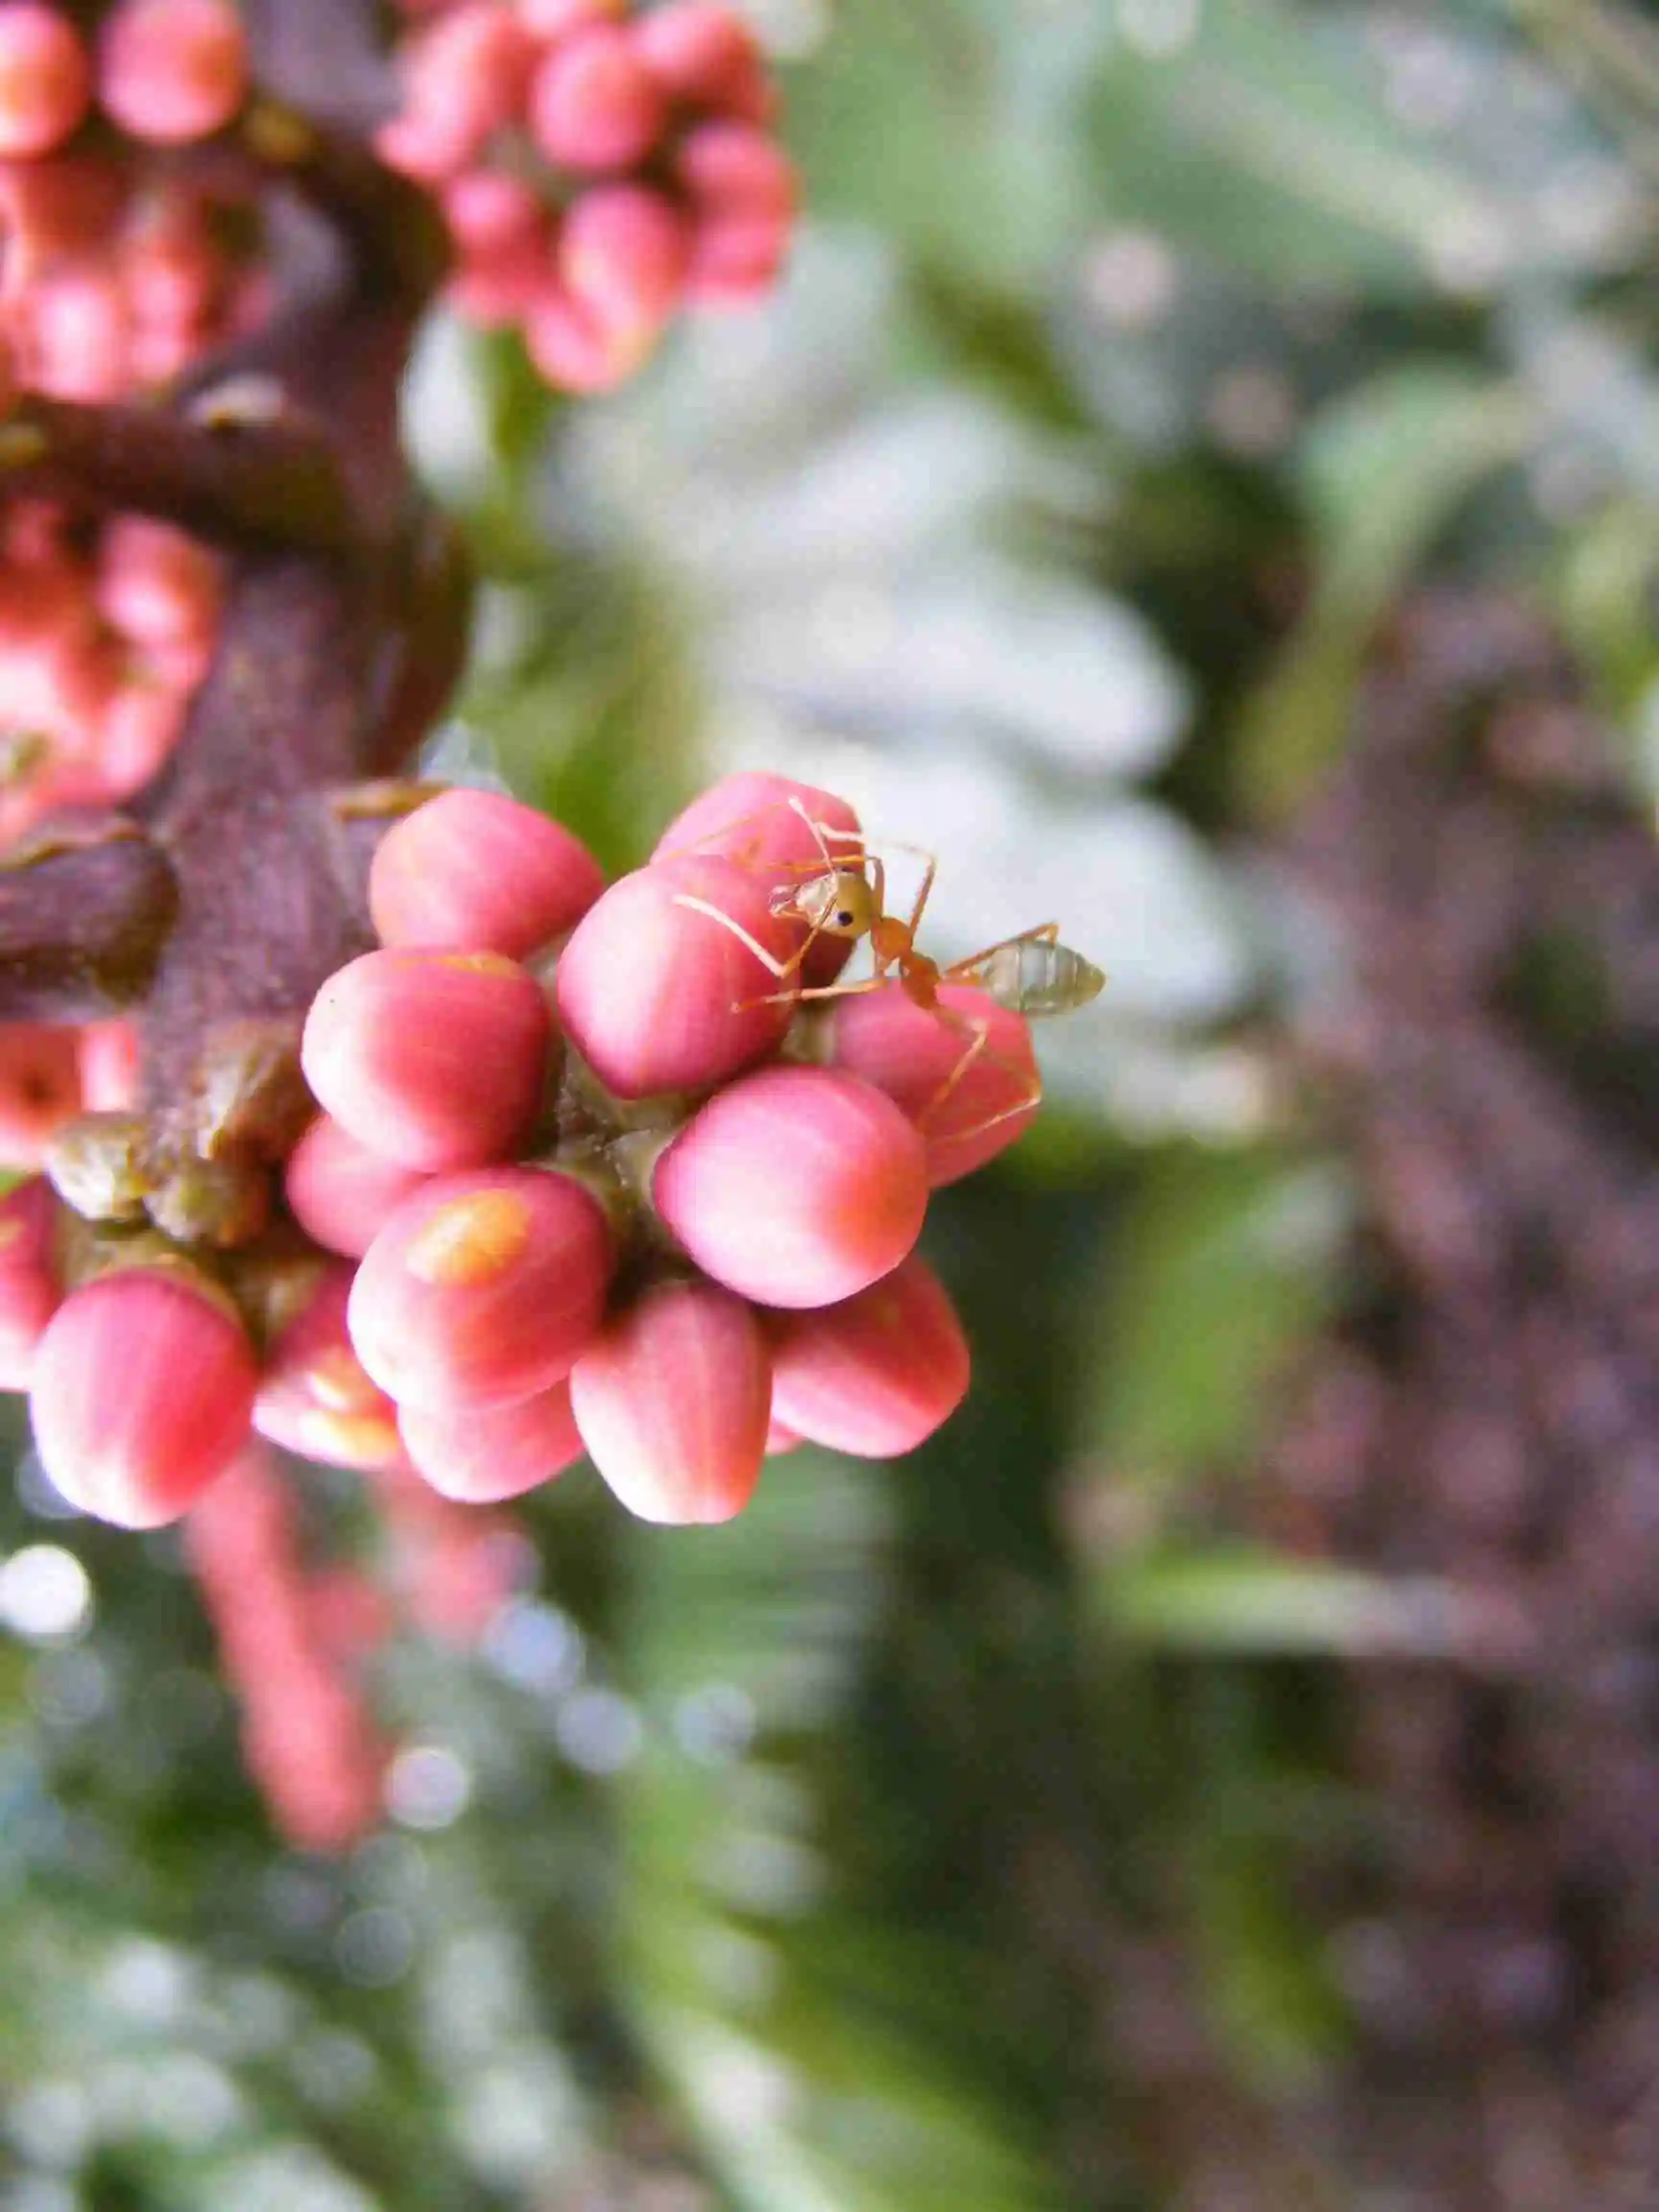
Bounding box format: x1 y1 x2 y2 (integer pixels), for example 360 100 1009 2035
3 1 1658 2204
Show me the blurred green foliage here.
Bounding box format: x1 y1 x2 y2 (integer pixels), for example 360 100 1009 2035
6 3 1659 2207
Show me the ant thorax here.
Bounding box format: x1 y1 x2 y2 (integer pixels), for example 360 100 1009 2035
769 864 875 941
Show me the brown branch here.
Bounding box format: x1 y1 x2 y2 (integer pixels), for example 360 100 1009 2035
0 817 179 1021
0 396 355 550
0 33 472 1252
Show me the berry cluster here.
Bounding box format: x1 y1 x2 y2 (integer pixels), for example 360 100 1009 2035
0 774 1040 1533
0 500 220 851
378 0 797 390
0 0 258 400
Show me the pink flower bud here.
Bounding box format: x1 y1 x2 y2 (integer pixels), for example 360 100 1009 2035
94 680 186 797
399 1377 584 1502
634 3 774 124
768 1255 969 1457
0 5 90 159
529 23 666 173
98 0 248 145
348 1166 613 1411
0 156 123 276
449 238 553 327
17 263 132 400
556 852 805 1098
653 1065 928 1308
523 281 637 391
570 1277 769 1524
301 948 553 1171
652 769 860 873
651 769 861 985
391 1 533 177
560 183 688 344
95 516 219 649
520 0 624 40
124 207 221 330
823 982 1039 1187
674 119 797 222
0 1173 60 1387
0 1020 80 1166
370 787 605 959
685 207 792 303
254 1262 403 1472
442 169 545 256
285 1112 430 1260
31 1266 257 1525
78 1019 140 1113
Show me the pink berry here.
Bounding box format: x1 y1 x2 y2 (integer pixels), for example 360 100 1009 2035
824 982 1039 1187
0 1020 80 1166
685 207 792 303
570 1277 769 1524
399 1378 585 1502
31 1266 257 1526
17 263 132 400
634 3 774 124
0 1173 60 1388
254 1262 403 1473
651 770 862 986
529 23 666 173
0 5 90 159
652 769 860 873
96 516 220 648
768 1255 970 1457
94 681 187 797
369 787 605 959
520 0 624 39
653 1065 928 1309
522 282 636 391
301 948 554 1172
348 1166 613 1412
555 852 804 1098
559 183 688 344
443 170 545 255
78 1019 140 1113
0 156 122 280
285 1112 430 1259
99 0 248 145
674 119 797 222
390 2 533 179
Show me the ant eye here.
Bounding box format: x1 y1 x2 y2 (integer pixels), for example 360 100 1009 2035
836 910 855 929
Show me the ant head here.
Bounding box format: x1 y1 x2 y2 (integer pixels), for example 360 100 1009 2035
769 863 876 939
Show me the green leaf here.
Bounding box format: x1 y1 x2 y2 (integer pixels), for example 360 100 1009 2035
1086 0 1554 296
786 0 1095 296
1102 1546 1453 1658
614 1456 1060 2212
1085 1147 1348 1492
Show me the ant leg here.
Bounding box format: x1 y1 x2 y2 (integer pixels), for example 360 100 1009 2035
916 1003 1044 1143
670 894 813 981
733 969 898 1014
902 845 938 940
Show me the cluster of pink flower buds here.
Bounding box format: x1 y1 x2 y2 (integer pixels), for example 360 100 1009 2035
1 773 1038 1536
0 498 220 849
378 0 797 391
0 1 258 398
295 772 1032 1522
